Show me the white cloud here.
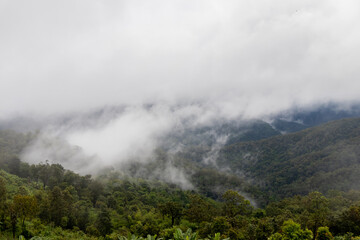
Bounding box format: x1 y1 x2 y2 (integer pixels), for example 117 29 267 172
65 105 174 164
0 0 360 118
6 0 360 188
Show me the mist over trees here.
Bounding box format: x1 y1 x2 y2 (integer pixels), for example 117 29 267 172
2 115 360 239
2 0 360 239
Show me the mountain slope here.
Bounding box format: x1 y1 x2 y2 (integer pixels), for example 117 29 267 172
218 117 360 200
272 103 360 133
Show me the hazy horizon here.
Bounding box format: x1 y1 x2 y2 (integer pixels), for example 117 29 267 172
2 1 360 179
1 0 360 119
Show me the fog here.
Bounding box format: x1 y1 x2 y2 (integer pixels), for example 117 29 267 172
20 104 231 172
1 1 360 117
2 1 360 186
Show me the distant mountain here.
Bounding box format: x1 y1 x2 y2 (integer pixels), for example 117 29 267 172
2 102 360 143
218 117 360 201
271 102 360 133
3 102 360 206
161 119 281 150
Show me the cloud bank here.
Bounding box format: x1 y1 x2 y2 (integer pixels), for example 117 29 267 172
3 1 360 188
1 0 360 118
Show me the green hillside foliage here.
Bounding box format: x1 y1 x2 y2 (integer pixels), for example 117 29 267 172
1 163 360 239
0 130 33 156
219 118 360 201
0 170 40 198
2 118 360 238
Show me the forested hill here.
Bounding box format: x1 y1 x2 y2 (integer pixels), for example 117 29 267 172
219 117 360 200
3 117 360 238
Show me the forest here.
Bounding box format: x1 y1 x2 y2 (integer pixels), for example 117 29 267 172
2 0 360 238
2 118 360 239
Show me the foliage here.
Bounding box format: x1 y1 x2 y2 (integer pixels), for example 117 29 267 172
158 202 183 226
13 194 38 231
268 220 313 240
184 194 217 223
218 118 360 202
3 119 360 239
222 190 252 218
173 228 198 240
315 227 333 240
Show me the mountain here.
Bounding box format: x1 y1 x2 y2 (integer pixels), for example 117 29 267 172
271 102 360 133
3 103 360 205
3 107 360 238
218 117 360 201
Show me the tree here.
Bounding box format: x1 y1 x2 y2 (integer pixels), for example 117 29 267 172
74 200 91 231
61 187 76 229
8 156 21 175
269 220 313 240
17 186 29 196
9 203 17 239
49 186 65 226
0 177 6 232
185 194 215 223
159 201 182 226
48 164 65 188
336 205 360 235
210 216 231 237
315 227 333 240
95 206 112 236
303 192 329 234
222 190 252 218
88 180 104 205
173 228 198 240
13 195 38 231
0 178 6 204
38 162 50 188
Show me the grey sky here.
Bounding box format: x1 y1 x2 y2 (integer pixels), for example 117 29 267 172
2 0 359 177
1 0 360 118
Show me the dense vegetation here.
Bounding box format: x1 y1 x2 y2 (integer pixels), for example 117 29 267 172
219 118 360 201
2 117 360 239
2 160 360 240
2 162 360 239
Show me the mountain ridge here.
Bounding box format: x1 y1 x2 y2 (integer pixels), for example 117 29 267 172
218 117 360 201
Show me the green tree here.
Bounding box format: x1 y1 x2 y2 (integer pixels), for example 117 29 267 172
38 161 50 188
9 203 17 239
303 192 329 234
222 190 252 218
337 205 360 235
48 164 65 188
269 233 283 240
185 194 215 223
159 201 182 226
269 220 313 240
88 180 104 205
49 186 65 226
95 206 112 236
17 186 29 196
0 177 6 232
8 156 21 175
315 227 333 240
173 228 198 240
74 200 91 231
210 216 231 237
35 190 50 222
61 187 76 229
13 195 38 231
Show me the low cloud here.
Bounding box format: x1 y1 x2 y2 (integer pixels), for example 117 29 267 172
3 0 360 188
1 0 360 118
19 104 225 187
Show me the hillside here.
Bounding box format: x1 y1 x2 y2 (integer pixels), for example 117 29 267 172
3 159 360 239
218 117 360 200
3 118 360 238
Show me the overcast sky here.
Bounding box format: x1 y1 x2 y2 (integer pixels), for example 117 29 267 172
1 0 360 118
